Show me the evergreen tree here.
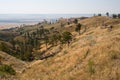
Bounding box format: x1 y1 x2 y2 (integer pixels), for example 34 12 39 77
98 14 102 16
75 23 82 35
61 31 72 47
106 12 109 17
118 14 120 18
112 14 117 18
0 42 9 53
74 19 78 24
44 36 49 49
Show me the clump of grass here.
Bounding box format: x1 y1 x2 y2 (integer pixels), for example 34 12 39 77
88 60 95 75
63 50 68 54
0 64 16 75
68 76 75 80
110 50 120 60
89 40 96 46
86 35 93 40
84 49 90 59
77 57 81 63
70 42 78 48
71 44 75 48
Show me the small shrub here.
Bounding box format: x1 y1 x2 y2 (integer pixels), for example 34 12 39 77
0 65 16 75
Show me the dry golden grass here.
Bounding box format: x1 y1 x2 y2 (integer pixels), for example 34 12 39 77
19 16 120 80
0 51 28 74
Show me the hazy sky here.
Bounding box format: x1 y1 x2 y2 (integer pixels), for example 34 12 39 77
0 0 119 14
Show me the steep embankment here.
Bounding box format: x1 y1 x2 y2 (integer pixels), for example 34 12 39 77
20 16 120 80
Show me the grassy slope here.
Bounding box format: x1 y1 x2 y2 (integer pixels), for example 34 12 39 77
19 16 120 80
0 51 28 73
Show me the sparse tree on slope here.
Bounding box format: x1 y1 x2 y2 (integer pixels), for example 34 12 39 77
75 23 82 35
118 14 120 18
98 14 102 16
106 12 109 17
44 36 49 49
112 14 117 18
61 31 72 47
74 19 78 24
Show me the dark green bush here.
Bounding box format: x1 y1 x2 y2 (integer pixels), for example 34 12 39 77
75 23 82 35
0 65 16 75
118 14 120 18
106 12 109 17
74 19 78 24
112 14 117 18
98 14 102 16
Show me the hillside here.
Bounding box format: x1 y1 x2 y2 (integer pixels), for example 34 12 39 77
0 51 28 80
0 16 120 80
0 51 27 73
19 16 120 80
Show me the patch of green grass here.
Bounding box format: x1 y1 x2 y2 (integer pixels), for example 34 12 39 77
63 50 68 54
0 64 16 75
110 50 120 60
88 60 95 75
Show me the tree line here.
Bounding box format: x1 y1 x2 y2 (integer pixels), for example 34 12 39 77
94 12 120 18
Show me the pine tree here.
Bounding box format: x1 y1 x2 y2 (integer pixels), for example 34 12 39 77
61 31 72 47
106 12 109 17
75 23 82 35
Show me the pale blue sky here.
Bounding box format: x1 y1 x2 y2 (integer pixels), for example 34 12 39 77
0 0 119 14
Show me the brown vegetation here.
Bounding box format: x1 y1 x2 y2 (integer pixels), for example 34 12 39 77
19 16 120 80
